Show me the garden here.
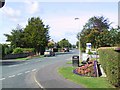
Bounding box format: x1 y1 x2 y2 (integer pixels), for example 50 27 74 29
58 47 120 89
73 60 98 77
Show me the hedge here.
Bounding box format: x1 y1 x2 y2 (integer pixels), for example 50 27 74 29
12 47 35 54
98 47 120 87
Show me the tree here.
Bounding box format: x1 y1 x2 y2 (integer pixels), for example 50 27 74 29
58 38 71 48
24 17 50 55
77 16 112 49
4 24 24 48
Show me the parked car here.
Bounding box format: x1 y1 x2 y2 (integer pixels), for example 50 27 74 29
44 50 55 57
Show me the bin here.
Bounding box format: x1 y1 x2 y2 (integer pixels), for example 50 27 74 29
72 55 79 67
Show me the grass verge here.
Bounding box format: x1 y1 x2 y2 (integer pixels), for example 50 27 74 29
58 66 115 88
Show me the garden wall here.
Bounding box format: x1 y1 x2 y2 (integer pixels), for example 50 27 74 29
3 52 35 60
98 47 120 87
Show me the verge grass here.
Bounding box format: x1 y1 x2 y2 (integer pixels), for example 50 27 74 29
58 66 115 88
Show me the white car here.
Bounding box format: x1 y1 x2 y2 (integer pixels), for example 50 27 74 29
44 50 55 57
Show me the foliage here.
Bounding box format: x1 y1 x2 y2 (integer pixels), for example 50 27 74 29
1 44 13 56
24 17 50 55
4 24 25 48
77 16 119 50
98 47 120 87
22 48 35 53
12 47 23 54
4 17 50 55
58 38 71 48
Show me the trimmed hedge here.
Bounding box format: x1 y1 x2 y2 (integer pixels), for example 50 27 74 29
98 47 120 87
12 47 23 54
12 47 35 54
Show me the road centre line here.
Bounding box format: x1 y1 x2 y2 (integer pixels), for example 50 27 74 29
32 69 36 72
25 71 30 73
0 78 5 80
9 75 15 78
17 73 23 76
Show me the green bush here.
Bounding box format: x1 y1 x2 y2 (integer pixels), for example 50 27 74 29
22 48 35 53
12 48 35 54
12 47 23 54
98 47 120 87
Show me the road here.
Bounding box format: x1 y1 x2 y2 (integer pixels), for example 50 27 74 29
1 49 82 88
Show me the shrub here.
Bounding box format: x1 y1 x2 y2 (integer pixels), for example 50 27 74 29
98 47 120 87
22 48 35 53
12 47 23 54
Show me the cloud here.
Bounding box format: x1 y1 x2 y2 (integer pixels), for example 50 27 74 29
24 0 39 14
1 6 21 17
1 6 21 22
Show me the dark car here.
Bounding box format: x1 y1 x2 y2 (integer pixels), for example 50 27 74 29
63 48 69 52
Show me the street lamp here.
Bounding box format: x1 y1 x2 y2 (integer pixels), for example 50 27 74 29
75 18 81 61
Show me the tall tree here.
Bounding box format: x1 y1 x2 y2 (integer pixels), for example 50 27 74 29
4 24 24 48
24 17 50 55
77 16 112 49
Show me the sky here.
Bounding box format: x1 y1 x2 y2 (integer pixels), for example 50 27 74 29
0 0 119 45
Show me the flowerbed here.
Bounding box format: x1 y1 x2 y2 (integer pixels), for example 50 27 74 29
73 60 97 77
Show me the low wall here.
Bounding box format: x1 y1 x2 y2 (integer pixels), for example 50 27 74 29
3 52 35 60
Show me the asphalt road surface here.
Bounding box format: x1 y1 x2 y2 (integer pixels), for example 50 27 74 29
1 49 83 89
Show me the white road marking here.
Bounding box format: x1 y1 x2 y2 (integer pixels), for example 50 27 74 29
9 75 15 78
8 65 19 67
34 71 44 88
17 73 23 76
0 78 5 80
32 69 36 72
25 71 30 73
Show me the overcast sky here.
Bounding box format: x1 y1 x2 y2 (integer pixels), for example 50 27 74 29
0 0 119 44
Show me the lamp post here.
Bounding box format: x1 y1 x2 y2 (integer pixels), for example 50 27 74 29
75 18 81 61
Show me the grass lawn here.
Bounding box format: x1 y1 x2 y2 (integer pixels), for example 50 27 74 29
58 66 115 88
66 60 83 64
